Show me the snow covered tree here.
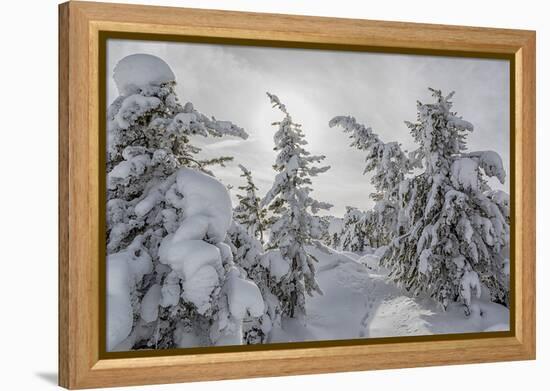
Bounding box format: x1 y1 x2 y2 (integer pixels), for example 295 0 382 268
262 92 333 319
330 88 509 313
106 54 262 351
365 203 398 247
334 207 390 252
339 207 367 253
226 222 280 344
316 215 333 247
233 165 267 243
329 114 414 246
325 216 344 249
388 89 509 311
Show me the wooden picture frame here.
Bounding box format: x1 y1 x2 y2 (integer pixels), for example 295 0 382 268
59 1 536 389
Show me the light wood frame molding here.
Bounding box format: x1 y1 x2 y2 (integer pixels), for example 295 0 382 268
59 1 536 389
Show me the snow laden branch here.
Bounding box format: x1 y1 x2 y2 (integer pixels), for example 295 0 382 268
328 115 414 199
262 92 333 319
266 91 288 114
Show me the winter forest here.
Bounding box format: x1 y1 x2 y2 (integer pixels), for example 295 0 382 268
106 41 511 352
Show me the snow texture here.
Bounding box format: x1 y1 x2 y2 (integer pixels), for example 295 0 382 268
225 267 265 319
113 53 175 96
159 236 222 282
173 168 233 243
181 265 220 314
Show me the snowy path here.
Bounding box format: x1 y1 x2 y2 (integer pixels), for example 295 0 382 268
270 248 373 343
270 247 509 343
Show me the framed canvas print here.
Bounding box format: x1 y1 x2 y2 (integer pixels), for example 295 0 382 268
58 1 536 389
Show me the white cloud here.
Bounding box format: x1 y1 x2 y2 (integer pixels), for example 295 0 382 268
202 138 254 150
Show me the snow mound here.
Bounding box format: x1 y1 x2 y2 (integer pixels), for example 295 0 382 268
106 253 133 351
306 245 360 272
113 53 175 95
181 265 220 314
159 235 222 281
159 232 226 314
173 168 233 243
106 238 154 350
226 267 265 319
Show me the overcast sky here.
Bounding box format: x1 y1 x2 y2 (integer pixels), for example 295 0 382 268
107 39 510 217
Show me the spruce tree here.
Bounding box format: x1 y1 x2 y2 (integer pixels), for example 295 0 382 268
233 165 267 243
339 207 367 253
389 89 509 311
329 113 412 255
106 54 261 351
330 88 509 312
263 92 333 319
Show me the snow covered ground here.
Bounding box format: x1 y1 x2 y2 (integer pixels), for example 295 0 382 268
270 246 509 343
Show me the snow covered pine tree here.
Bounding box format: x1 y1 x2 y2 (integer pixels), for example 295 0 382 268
225 222 281 344
106 53 263 351
329 111 413 249
330 88 509 314
339 207 368 253
225 165 280 344
262 92 333 320
233 164 268 244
